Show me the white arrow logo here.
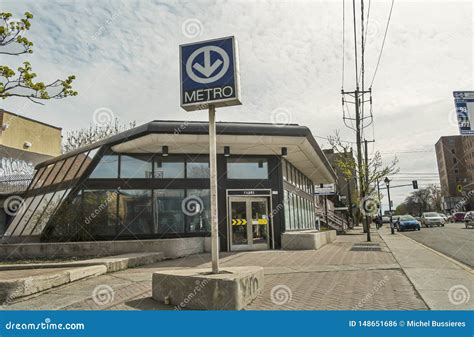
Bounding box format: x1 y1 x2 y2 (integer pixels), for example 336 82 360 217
186 45 230 84
193 51 223 78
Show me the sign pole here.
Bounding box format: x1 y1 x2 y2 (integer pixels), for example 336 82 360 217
209 104 219 274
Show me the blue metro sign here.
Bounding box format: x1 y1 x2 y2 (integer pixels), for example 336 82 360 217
180 36 241 111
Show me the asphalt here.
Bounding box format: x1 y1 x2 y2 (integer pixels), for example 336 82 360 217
400 222 474 268
379 226 474 310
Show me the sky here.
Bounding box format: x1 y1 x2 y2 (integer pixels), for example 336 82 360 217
1 0 473 207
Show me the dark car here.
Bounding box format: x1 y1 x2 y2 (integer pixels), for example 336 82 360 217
453 212 466 222
396 215 421 232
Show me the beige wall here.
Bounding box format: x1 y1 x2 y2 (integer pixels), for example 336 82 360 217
0 111 62 157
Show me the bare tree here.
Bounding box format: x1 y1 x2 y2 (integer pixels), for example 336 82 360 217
328 131 399 220
63 119 136 153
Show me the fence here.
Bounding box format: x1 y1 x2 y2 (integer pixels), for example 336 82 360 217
0 174 33 194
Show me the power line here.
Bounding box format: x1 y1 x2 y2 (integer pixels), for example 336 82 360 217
342 0 345 89
352 0 359 88
369 0 395 88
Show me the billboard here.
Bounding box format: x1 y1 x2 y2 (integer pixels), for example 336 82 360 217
453 91 474 135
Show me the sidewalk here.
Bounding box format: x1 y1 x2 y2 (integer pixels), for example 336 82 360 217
3 227 427 310
379 226 474 310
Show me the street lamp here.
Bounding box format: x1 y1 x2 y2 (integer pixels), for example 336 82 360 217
384 177 394 234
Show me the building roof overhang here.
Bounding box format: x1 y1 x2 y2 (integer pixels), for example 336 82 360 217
37 120 337 183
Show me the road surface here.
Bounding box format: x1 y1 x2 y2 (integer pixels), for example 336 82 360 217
401 222 474 268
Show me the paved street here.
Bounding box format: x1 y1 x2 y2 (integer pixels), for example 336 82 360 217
3 228 427 311
400 222 474 268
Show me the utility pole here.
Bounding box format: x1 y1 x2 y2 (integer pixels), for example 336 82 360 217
364 139 372 241
341 0 373 240
376 179 382 217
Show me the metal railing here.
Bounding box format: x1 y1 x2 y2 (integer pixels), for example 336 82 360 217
0 174 33 194
316 209 351 233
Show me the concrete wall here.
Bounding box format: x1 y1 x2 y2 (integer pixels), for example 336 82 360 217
281 230 337 250
0 111 62 157
0 237 205 260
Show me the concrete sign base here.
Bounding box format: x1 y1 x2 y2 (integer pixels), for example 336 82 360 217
152 266 264 310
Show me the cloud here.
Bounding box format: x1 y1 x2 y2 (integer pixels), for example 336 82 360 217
0 0 472 205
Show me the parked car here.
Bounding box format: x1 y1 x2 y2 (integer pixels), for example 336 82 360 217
421 212 445 227
395 215 421 231
382 216 391 224
438 213 449 222
464 211 474 229
452 212 466 223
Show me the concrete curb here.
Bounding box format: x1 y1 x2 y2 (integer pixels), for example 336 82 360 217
0 252 164 304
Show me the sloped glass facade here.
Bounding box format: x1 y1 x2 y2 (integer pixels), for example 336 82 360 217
4 148 99 240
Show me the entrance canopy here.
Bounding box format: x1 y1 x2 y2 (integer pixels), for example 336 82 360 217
38 120 336 184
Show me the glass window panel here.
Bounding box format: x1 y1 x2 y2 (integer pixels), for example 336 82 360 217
227 158 268 179
284 190 290 230
30 190 69 236
64 154 86 181
52 156 75 184
20 192 55 236
89 155 119 179
120 155 153 179
118 189 153 235
186 159 210 179
36 164 54 188
76 149 100 179
288 164 293 184
289 192 295 230
47 191 83 240
11 196 44 236
30 167 45 189
83 189 119 236
154 189 185 233
3 197 34 236
282 160 287 181
186 189 210 232
154 158 185 179
43 161 65 187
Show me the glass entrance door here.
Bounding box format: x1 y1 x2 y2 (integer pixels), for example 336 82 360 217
229 197 270 251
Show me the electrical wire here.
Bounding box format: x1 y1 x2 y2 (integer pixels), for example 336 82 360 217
342 0 345 89
369 0 395 88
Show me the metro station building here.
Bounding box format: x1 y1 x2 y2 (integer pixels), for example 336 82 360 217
2 120 336 252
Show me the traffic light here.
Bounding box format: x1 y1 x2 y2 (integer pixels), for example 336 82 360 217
412 180 418 189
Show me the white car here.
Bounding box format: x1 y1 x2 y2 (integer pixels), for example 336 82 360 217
438 213 449 222
464 211 474 229
421 212 445 227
